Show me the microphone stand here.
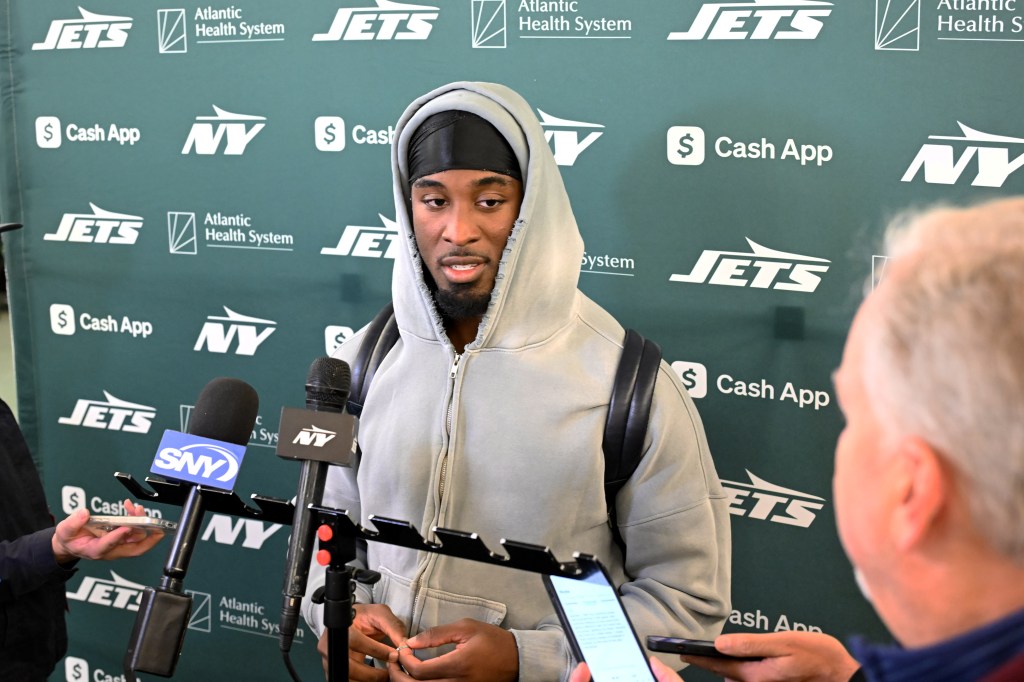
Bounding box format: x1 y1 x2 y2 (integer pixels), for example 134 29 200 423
116 473 599 682
309 505 596 682
115 473 295 679
310 527 381 682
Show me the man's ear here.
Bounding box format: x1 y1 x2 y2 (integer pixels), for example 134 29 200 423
891 436 948 551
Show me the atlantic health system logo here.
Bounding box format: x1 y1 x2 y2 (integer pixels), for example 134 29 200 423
158 9 188 53
875 0 920 51
158 7 287 53
471 0 506 47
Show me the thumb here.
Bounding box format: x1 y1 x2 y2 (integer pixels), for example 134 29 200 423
406 623 459 649
714 633 777 658
60 508 90 536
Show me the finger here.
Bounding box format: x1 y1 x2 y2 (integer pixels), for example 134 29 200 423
715 633 787 658
125 499 145 516
405 622 466 649
361 607 408 647
398 648 466 681
114 530 165 557
83 525 138 558
650 657 682 682
387 651 419 682
678 655 750 681
569 662 591 682
350 628 398 661
58 508 91 538
347 657 388 682
317 631 329 675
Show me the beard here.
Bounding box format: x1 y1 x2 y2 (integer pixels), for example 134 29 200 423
434 284 491 321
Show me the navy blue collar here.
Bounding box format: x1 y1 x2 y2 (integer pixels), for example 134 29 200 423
849 607 1024 682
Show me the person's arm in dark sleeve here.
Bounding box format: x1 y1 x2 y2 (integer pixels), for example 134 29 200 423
0 526 78 603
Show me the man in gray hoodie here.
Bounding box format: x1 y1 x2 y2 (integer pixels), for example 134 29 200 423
303 82 731 681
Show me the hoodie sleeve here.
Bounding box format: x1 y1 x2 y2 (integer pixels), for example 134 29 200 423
509 364 730 681
614 363 732 669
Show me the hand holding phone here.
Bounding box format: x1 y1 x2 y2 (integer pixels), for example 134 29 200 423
647 636 762 661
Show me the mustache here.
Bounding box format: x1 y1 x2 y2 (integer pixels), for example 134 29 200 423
437 249 491 263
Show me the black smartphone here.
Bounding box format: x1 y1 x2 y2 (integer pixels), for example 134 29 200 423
543 559 657 682
647 636 762 661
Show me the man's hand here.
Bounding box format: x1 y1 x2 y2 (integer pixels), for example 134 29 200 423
569 659 683 682
680 632 860 682
51 500 164 564
391 618 518 682
317 603 408 681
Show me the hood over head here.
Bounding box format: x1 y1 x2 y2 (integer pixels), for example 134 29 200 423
390 81 585 351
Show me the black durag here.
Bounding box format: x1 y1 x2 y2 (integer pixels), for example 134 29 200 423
407 110 521 185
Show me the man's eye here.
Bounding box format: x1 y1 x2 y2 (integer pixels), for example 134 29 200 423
479 199 503 208
422 197 447 208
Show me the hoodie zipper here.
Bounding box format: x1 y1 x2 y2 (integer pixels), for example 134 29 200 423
437 352 462 504
410 351 462 629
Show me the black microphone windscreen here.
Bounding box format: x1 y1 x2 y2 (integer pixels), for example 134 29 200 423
305 357 351 410
187 377 259 445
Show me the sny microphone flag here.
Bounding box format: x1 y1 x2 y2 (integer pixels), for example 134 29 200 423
150 430 247 490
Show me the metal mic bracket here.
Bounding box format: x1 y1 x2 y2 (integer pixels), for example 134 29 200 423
114 472 295 526
310 505 594 579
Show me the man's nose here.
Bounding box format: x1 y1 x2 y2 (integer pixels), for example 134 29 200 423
443 202 481 245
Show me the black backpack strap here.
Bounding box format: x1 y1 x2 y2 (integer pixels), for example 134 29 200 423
602 329 662 564
347 302 399 417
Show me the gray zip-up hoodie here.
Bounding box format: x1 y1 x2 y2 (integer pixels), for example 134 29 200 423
303 81 731 681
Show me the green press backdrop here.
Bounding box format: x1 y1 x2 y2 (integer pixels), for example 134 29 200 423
1 1 1021 680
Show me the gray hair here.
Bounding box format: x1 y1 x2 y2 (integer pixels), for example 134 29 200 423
862 197 1024 562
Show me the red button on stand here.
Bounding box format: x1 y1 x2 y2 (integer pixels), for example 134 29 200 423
317 524 333 542
316 549 332 566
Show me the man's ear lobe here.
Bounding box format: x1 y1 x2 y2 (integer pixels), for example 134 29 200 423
892 436 948 551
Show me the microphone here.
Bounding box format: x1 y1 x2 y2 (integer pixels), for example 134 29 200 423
277 357 357 654
124 377 259 678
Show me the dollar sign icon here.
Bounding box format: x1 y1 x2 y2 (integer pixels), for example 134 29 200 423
676 133 693 159
72 663 84 680
36 116 62 149
315 117 345 152
57 310 69 329
681 367 697 391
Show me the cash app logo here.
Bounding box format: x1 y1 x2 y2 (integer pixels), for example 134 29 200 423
667 126 705 166
315 116 346 152
671 361 708 398
50 304 77 335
